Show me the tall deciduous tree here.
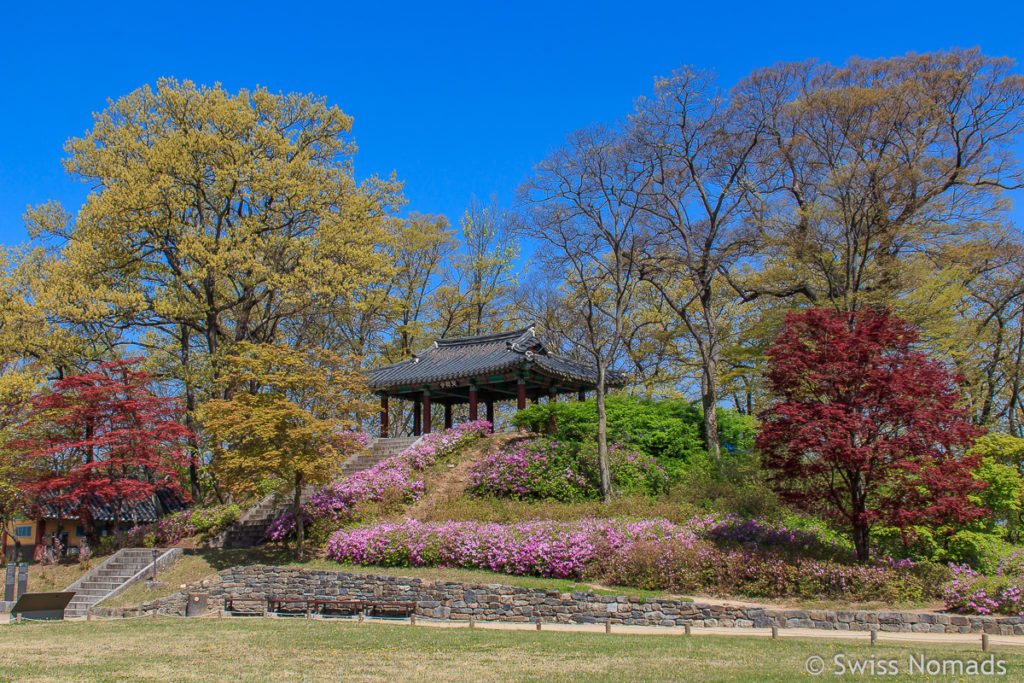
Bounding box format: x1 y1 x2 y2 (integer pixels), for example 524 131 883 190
630 67 765 470
14 359 193 543
200 343 371 555
757 307 986 562
521 126 648 500
26 78 401 498
739 50 1024 313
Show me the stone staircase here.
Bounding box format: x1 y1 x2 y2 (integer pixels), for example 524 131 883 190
64 547 181 619
210 436 423 549
208 486 314 549
340 436 421 475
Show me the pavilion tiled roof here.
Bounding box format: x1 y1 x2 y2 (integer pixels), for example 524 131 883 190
366 326 628 390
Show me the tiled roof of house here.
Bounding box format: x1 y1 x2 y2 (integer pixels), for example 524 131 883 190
37 488 188 523
366 326 628 390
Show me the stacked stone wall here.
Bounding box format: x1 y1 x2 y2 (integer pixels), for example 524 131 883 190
89 565 1024 635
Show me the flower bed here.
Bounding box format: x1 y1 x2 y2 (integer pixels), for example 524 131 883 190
467 438 667 501
266 420 492 541
325 513 926 602
327 517 690 578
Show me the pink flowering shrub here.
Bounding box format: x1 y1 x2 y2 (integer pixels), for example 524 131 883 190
327 517 693 577
266 421 492 542
943 552 1024 616
467 438 667 501
467 439 592 501
326 514 926 601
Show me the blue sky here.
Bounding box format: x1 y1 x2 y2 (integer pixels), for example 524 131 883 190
2 1 1023 247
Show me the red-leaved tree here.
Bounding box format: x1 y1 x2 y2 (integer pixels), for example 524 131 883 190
757 307 986 562
16 358 193 542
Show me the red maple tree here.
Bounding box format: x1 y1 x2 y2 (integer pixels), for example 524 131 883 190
756 307 986 562
16 358 193 541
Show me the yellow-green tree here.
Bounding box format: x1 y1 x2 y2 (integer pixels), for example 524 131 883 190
200 343 371 555
24 79 401 497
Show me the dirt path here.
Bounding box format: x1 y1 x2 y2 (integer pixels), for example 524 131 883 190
403 433 526 519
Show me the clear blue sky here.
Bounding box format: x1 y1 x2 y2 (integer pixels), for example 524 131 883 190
2 0 1023 246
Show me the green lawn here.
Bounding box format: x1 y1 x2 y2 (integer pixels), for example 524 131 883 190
0 618 1022 682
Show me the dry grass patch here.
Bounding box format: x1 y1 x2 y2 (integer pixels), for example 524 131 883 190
1 618 1023 682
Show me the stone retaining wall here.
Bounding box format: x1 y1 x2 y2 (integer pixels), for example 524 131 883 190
90 565 1024 635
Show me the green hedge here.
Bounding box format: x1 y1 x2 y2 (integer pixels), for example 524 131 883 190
511 395 754 465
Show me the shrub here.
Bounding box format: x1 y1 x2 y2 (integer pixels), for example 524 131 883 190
468 437 667 502
327 514 926 602
943 559 1024 616
327 517 694 578
467 439 591 502
589 540 927 603
511 395 754 468
96 503 242 553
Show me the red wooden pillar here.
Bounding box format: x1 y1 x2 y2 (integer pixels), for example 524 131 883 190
549 389 557 403
517 379 526 411
413 398 422 436
578 390 586 402
380 394 389 438
468 384 479 421
444 402 453 430
422 391 432 434
486 399 494 425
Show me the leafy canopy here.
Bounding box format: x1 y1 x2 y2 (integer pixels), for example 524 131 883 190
757 307 986 561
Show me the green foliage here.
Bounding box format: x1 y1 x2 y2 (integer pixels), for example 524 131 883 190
873 524 1019 574
188 504 242 535
511 395 754 470
972 457 1024 539
941 530 1018 574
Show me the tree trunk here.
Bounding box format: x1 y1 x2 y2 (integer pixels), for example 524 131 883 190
595 365 612 502
851 474 869 562
181 324 202 500
852 522 870 563
700 288 722 471
292 473 304 557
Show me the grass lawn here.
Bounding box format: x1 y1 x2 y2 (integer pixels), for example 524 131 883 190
1 618 1022 682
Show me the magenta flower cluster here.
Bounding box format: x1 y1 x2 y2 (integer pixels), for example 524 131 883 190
466 438 668 501
943 552 1024 616
326 517 693 578
325 514 924 601
266 421 492 541
467 439 591 501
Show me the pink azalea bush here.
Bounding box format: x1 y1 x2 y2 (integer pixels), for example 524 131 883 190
943 552 1024 616
327 517 692 577
325 514 925 601
266 421 492 541
467 439 591 501
467 438 667 501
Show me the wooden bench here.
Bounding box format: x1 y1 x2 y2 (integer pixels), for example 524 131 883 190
312 599 364 617
366 601 416 619
266 596 310 616
224 597 266 616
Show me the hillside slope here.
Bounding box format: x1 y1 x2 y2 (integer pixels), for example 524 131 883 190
402 432 526 519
